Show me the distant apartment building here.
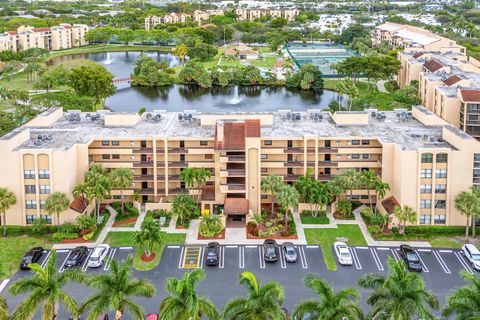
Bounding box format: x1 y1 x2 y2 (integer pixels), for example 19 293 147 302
398 50 480 139
192 10 224 24
373 22 465 54
1 107 479 228
234 8 299 22
144 13 189 30
0 24 89 52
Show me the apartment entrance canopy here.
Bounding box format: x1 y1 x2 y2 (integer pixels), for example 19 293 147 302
224 198 249 215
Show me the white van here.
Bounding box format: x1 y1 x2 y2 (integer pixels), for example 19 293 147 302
462 244 480 271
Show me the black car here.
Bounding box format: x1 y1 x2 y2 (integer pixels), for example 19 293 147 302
64 246 88 269
263 239 279 262
20 247 44 270
206 242 219 266
399 245 423 272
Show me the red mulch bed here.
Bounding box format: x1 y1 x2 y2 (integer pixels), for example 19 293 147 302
141 253 156 262
197 229 226 240
176 225 187 230
112 217 137 227
246 232 298 240
61 237 91 244
333 212 356 220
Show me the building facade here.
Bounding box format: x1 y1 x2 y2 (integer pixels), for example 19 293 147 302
0 24 89 52
0 107 479 228
144 13 189 30
234 8 299 22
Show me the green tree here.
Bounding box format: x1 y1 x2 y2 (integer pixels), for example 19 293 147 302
455 187 480 240
159 269 218 320
115 28 135 46
342 168 360 199
187 43 218 61
295 175 331 217
443 271 480 319
222 271 284 320
173 43 189 64
261 174 283 215
0 187 16 236
133 215 164 258
84 164 111 221
44 192 70 231
193 167 211 206
85 27 115 46
286 63 324 91
111 167 134 214
180 167 196 191
34 65 70 93
0 295 8 320
358 257 439 320
72 182 89 211
270 17 288 28
9 251 84 320
172 193 197 226
393 205 416 234
68 64 115 107
199 214 223 238
148 29 169 47
25 62 43 83
277 184 299 227
335 77 358 110
293 274 364 320
359 170 377 211
80 256 155 320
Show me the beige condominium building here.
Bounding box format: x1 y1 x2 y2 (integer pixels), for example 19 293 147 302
0 24 89 52
373 22 465 54
234 8 300 22
0 106 479 229
144 13 189 31
398 50 480 139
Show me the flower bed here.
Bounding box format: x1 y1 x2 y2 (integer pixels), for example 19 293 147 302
112 217 137 227
61 237 91 244
140 253 156 262
198 228 225 240
246 215 297 239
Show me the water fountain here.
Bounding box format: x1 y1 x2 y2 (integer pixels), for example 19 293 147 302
104 52 113 65
227 86 243 105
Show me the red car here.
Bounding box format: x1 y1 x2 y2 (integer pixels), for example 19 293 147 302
145 314 159 320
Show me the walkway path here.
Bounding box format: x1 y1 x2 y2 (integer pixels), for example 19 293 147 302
376 79 388 93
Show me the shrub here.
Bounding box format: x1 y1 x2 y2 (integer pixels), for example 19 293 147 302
147 209 171 219
31 218 48 234
404 226 480 236
360 207 374 224
367 226 379 235
83 231 95 241
52 232 78 242
337 200 353 217
199 215 223 238
265 221 273 228
391 226 399 234
252 213 264 224
76 214 96 231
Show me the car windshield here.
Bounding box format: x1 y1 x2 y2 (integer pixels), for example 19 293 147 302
286 248 295 255
207 251 217 256
89 256 100 261
340 252 351 258
472 253 480 261
266 247 276 254
407 253 419 262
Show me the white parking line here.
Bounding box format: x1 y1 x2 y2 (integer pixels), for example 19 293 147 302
226 245 238 248
239 246 244 269
377 247 390 251
418 249 431 252
178 246 185 269
167 245 180 249
59 250 72 273
81 249 93 272
432 250 451 274
119 247 133 250
370 248 384 271
415 250 429 273
279 246 286 269
0 279 10 293
56 249 69 253
356 246 369 250
306 245 319 248
299 246 309 269
259 246 265 269
349 247 362 270
198 247 205 269
219 246 225 269
454 251 474 274
246 245 257 248
390 248 400 261
439 249 453 253
103 248 117 271
41 251 52 269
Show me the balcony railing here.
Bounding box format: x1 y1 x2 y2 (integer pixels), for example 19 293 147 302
225 169 246 177
228 155 245 162
133 148 153 154
168 161 187 168
168 148 186 153
133 161 153 168
137 188 154 195
134 175 153 181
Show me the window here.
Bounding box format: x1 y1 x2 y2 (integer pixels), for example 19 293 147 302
421 169 432 178
24 170 35 179
436 153 448 163
25 185 36 194
436 169 447 179
421 153 433 163
26 215 35 224
41 215 52 224
264 140 272 146
361 140 370 145
261 168 267 173
102 154 110 160
39 185 50 194
435 200 446 209
25 200 36 209
38 170 50 179
101 140 109 146
419 215 431 225
420 184 432 194
362 154 370 160
205 154 213 160
360 194 369 199
261 154 267 159
113 195 121 199
40 200 46 209
112 154 120 160
261 195 268 199
200 140 208 146
434 214 446 224
111 141 120 146
435 184 446 193
351 154 360 159
420 199 431 209
351 140 360 145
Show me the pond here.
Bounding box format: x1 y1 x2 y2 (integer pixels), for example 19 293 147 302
49 51 339 112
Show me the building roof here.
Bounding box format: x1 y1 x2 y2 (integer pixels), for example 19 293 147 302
215 122 245 150
224 198 249 215
424 59 444 72
245 119 260 137
70 196 88 213
443 75 462 86
32 28 51 32
413 52 425 59
238 49 258 56
460 89 480 103
201 184 215 201
381 196 400 215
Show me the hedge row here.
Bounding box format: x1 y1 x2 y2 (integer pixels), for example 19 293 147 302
404 226 480 236
4 225 80 236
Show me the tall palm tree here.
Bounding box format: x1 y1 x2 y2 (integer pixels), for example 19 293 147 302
0 187 16 236
111 167 134 214
374 180 390 213
343 168 360 200
72 182 89 211
88 174 112 221
455 189 477 240
80 256 155 320
9 251 84 320
0 295 8 320
180 167 196 191
359 170 377 211
443 271 480 319
194 167 211 206
222 271 284 320
393 205 417 234
44 192 70 231
159 269 218 320
173 43 188 64
261 174 283 215
277 184 299 227
358 257 439 320
172 193 197 226
133 215 164 258
470 186 480 237
293 274 364 320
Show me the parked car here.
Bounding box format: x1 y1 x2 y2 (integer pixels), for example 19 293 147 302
399 245 422 272
87 244 110 268
263 239 279 262
64 246 88 269
145 314 159 320
462 243 480 271
206 242 220 266
20 247 44 270
282 242 297 263
333 242 353 266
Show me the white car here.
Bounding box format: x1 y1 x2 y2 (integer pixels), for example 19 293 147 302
334 242 353 266
87 244 110 268
462 243 480 271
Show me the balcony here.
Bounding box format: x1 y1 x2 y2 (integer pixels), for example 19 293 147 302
133 148 153 154
227 155 245 162
134 175 154 181
169 188 188 195
220 169 246 177
137 188 154 195
168 174 181 181
133 161 153 168
169 147 186 153
220 184 246 193
318 174 333 181
318 161 338 167
157 189 166 195
284 174 302 181
168 161 187 168
318 147 338 152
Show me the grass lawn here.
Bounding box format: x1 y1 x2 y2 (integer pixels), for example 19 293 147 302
304 225 367 271
249 56 278 68
104 231 186 271
0 72 34 91
429 237 463 249
0 236 52 278
323 79 370 95
300 215 330 225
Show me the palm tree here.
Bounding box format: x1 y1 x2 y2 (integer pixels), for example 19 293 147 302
359 170 377 211
374 180 390 213
173 43 188 64
0 295 8 320
159 269 218 320
0 187 16 236
172 193 197 226
194 167 211 206
293 274 364 320
111 167 134 214
277 184 299 227
455 189 478 240
88 174 112 221
443 271 480 319
44 192 70 231
261 174 283 215
469 186 480 237
358 257 439 320
342 168 360 200
393 205 416 234
72 182 89 211
133 215 164 258
9 251 84 320
222 271 284 320
80 256 155 320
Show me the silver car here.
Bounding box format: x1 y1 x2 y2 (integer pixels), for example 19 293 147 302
282 242 297 263
87 244 110 268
